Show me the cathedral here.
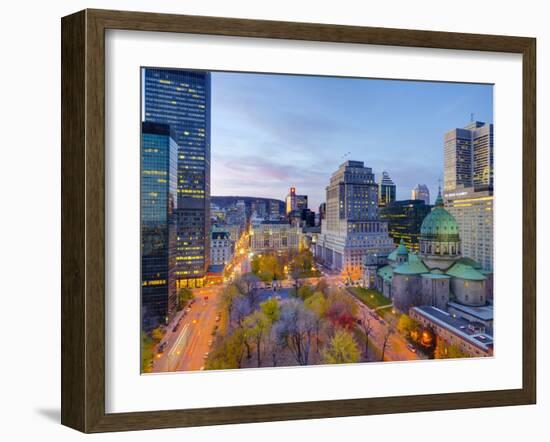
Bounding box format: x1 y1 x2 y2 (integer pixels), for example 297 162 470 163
364 190 493 316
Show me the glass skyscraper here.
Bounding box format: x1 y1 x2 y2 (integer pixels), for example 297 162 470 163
141 122 178 330
143 68 211 288
378 171 396 207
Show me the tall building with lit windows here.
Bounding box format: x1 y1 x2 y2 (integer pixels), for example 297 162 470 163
444 121 494 193
411 184 430 205
143 68 211 288
316 161 394 279
378 171 396 207
443 121 494 271
141 122 178 330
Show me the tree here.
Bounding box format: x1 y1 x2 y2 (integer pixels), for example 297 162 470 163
240 272 261 307
141 331 155 373
297 284 314 301
177 287 194 310
260 298 280 323
315 278 330 295
322 330 360 364
434 336 468 359
357 309 373 360
397 314 419 339
380 328 394 361
205 329 246 370
273 299 316 365
325 290 358 330
221 283 241 317
244 311 269 367
151 326 164 343
304 292 328 353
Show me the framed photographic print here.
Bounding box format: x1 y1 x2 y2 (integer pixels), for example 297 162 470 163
61 9 536 433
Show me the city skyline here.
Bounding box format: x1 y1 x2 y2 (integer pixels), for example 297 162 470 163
211 71 493 209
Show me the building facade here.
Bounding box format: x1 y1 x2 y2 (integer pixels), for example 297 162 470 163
379 199 432 252
143 68 211 289
210 231 234 265
411 184 430 205
444 186 494 271
444 121 494 193
250 220 301 254
378 171 396 207
316 161 395 279
141 122 178 330
285 187 308 215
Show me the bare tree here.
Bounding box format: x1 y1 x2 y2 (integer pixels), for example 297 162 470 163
274 299 316 365
381 327 394 362
357 308 373 361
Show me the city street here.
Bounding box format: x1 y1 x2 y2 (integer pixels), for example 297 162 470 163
152 284 223 372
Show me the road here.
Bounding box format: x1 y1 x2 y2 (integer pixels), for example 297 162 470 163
152 284 223 373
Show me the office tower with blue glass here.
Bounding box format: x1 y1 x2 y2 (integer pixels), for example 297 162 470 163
141 122 178 330
143 68 212 288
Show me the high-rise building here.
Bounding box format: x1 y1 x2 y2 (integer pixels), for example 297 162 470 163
411 184 430 205
444 121 494 192
285 187 308 215
316 161 394 279
143 68 211 288
444 186 494 271
318 202 326 223
379 199 432 252
378 171 396 207
443 121 494 271
141 122 178 330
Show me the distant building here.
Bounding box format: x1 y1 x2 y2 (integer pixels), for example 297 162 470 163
269 200 281 219
250 220 301 253
213 224 241 243
143 68 211 289
444 186 494 271
141 122 178 330
285 187 308 215
210 231 234 265
444 121 494 193
318 202 326 224
379 199 432 252
378 171 396 207
411 184 430 205
289 208 316 228
316 161 394 279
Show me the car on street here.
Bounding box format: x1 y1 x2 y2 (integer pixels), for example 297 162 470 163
407 343 417 353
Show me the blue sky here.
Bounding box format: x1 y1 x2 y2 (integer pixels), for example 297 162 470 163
211 72 493 209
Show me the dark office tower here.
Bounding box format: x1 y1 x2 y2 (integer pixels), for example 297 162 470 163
141 122 178 330
318 203 326 222
143 68 211 288
379 199 432 252
378 171 396 207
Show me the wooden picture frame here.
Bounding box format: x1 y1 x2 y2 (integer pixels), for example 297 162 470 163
61 8 536 433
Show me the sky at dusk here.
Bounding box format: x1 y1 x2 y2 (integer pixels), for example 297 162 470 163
210 72 493 210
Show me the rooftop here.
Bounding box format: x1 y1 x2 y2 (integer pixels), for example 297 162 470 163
448 301 494 322
411 306 493 353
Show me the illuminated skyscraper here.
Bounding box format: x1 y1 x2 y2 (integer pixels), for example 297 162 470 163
285 187 308 215
141 122 178 329
143 68 211 288
378 171 396 207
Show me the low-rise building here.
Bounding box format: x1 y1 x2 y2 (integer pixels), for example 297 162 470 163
210 231 234 265
410 305 493 357
250 220 301 253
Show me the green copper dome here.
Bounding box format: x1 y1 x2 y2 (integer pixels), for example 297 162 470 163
420 190 460 238
420 207 460 236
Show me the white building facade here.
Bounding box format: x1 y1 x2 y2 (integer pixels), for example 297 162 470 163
316 161 394 279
